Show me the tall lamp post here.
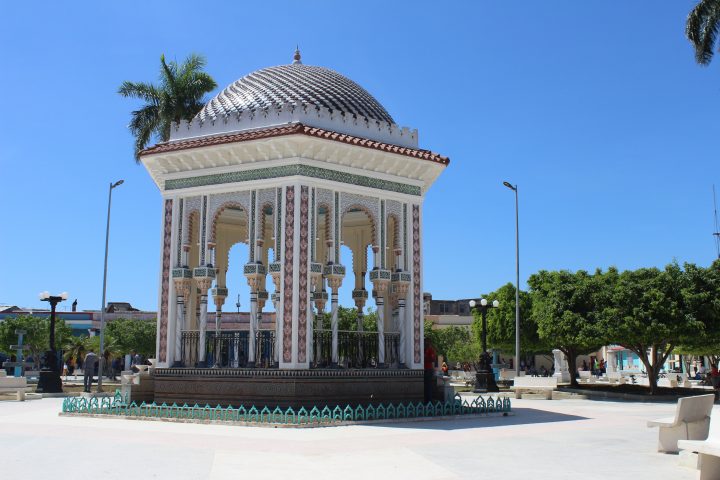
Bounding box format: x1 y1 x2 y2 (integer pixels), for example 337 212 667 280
37 291 68 393
469 298 500 392
97 179 124 392
503 181 521 375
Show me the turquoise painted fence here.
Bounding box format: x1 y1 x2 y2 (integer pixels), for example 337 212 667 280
61 391 511 426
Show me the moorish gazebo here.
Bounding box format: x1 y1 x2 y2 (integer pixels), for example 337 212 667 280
140 50 448 407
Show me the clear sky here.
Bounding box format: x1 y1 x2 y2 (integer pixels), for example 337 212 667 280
1 1 718 313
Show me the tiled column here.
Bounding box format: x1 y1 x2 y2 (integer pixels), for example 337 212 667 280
193 271 214 367
172 270 192 366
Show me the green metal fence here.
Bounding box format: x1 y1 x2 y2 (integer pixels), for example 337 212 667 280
61 391 511 426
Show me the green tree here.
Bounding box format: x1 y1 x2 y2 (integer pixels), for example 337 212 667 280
119 53 217 159
105 318 157 357
0 315 73 368
686 0 720 65
530 269 609 387
601 264 699 394
424 322 479 364
480 283 546 356
672 261 720 363
318 306 378 331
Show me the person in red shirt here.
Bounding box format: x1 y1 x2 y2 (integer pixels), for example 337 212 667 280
424 339 437 402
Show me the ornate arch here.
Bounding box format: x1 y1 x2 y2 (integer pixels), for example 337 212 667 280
210 201 248 244
341 203 377 245
340 192 379 245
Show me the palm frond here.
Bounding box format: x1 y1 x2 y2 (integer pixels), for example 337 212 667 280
686 0 720 65
118 81 161 102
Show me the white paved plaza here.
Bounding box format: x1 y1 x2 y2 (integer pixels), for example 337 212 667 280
0 396 706 479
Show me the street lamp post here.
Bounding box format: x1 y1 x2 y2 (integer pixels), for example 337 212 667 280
97 179 124 393
503 181 521 375
37 291 68 393
469 298 500 392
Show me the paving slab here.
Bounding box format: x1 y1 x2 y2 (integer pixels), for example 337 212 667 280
0 397 701 479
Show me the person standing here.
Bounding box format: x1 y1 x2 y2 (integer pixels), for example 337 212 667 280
83 350 98 393
424 339 437 402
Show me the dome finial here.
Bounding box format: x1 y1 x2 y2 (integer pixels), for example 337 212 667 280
293 46 302 65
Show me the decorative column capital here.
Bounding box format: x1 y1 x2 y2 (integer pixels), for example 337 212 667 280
172 270 192 298
269 261 282 290
312 290 329 312
257 290 269 310
211 287 228 307
352 289 369 310
370 268 391 296
323 263 345 291
391 271 412 297
244 262 267 291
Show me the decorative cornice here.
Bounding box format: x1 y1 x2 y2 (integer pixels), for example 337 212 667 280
141 123 449 166
164 163 423 196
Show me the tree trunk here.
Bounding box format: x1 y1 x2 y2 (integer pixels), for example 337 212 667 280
565 349 578 387
637 345 659 395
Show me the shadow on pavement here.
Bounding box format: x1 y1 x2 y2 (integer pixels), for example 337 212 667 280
371 408 589 431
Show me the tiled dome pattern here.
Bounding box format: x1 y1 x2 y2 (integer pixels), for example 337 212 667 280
195 64 394 124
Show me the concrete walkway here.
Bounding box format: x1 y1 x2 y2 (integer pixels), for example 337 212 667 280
0 397 702 479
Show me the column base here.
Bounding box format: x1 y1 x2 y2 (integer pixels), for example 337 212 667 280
36 369 63 394
171 361 183 368
474 371 500 393
196 361 208 368
247 361 256 368
377 363 386 369
330 362 339 369
398 363 407 369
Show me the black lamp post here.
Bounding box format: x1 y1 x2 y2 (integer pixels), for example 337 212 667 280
469 298 500 393
36 291 68 393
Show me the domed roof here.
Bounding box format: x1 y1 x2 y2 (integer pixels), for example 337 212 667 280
195 54 394 125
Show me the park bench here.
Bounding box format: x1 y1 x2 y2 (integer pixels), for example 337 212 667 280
607 372 626 385
578 371 596 384
0 371 31 401
678 418 720 480
511 376 557 400
647 393 714 453
659 373 691 389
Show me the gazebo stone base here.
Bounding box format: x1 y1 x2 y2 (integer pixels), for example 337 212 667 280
146 368 424 409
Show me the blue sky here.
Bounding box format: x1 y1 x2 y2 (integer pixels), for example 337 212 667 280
1 1 718 312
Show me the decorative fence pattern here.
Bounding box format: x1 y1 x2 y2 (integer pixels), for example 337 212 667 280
313 330 399 368
181 330 275 368
62 391 512 426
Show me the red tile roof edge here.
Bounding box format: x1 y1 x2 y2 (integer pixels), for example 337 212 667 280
139 123 450 165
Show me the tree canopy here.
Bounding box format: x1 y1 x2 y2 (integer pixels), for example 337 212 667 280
481 283 546 355
105 318 157 357
529 269 609 386
0 315 73 367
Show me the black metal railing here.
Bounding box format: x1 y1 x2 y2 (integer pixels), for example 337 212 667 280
313 330 399 368
180 330 275 368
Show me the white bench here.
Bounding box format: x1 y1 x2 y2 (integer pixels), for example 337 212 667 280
511 376 558 400
659 373 691 389
607 372 626 385
578 371 596 384
0 371 31 401
647 394 714 453
680 441 720 480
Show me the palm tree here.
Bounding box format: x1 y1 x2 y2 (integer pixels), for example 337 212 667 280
687 0 720 65
119 53 217 160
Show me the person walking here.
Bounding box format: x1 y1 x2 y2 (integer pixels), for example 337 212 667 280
83 350 98 393
424 339 437 402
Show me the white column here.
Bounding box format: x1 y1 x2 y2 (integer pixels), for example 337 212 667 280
198 292 208 364
376 296 385 367
330 289 339 366
398 297 406 367
173 280 189 365
248 291 257 367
